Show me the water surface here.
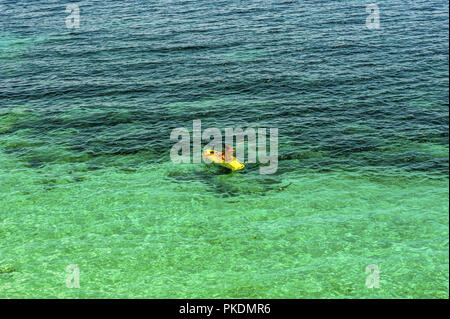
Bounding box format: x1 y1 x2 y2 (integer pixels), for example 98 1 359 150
0 0 448 298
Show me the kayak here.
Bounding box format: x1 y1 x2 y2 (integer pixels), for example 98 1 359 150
203 149 245 171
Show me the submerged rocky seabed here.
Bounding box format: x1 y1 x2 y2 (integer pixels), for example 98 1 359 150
0 0 448 298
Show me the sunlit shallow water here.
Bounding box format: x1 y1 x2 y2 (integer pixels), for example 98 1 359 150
0 0 448 298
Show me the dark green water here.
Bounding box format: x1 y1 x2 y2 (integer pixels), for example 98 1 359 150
0 0 448 298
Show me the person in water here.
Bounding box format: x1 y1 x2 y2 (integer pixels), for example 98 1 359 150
202 144 235 162
222 144 235 162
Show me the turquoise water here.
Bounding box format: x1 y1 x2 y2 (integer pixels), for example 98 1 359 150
0 0 448 298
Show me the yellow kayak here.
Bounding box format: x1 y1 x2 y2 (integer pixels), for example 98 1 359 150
203 149 245 171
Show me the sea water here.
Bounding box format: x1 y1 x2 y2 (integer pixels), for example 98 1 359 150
0 0 448 298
